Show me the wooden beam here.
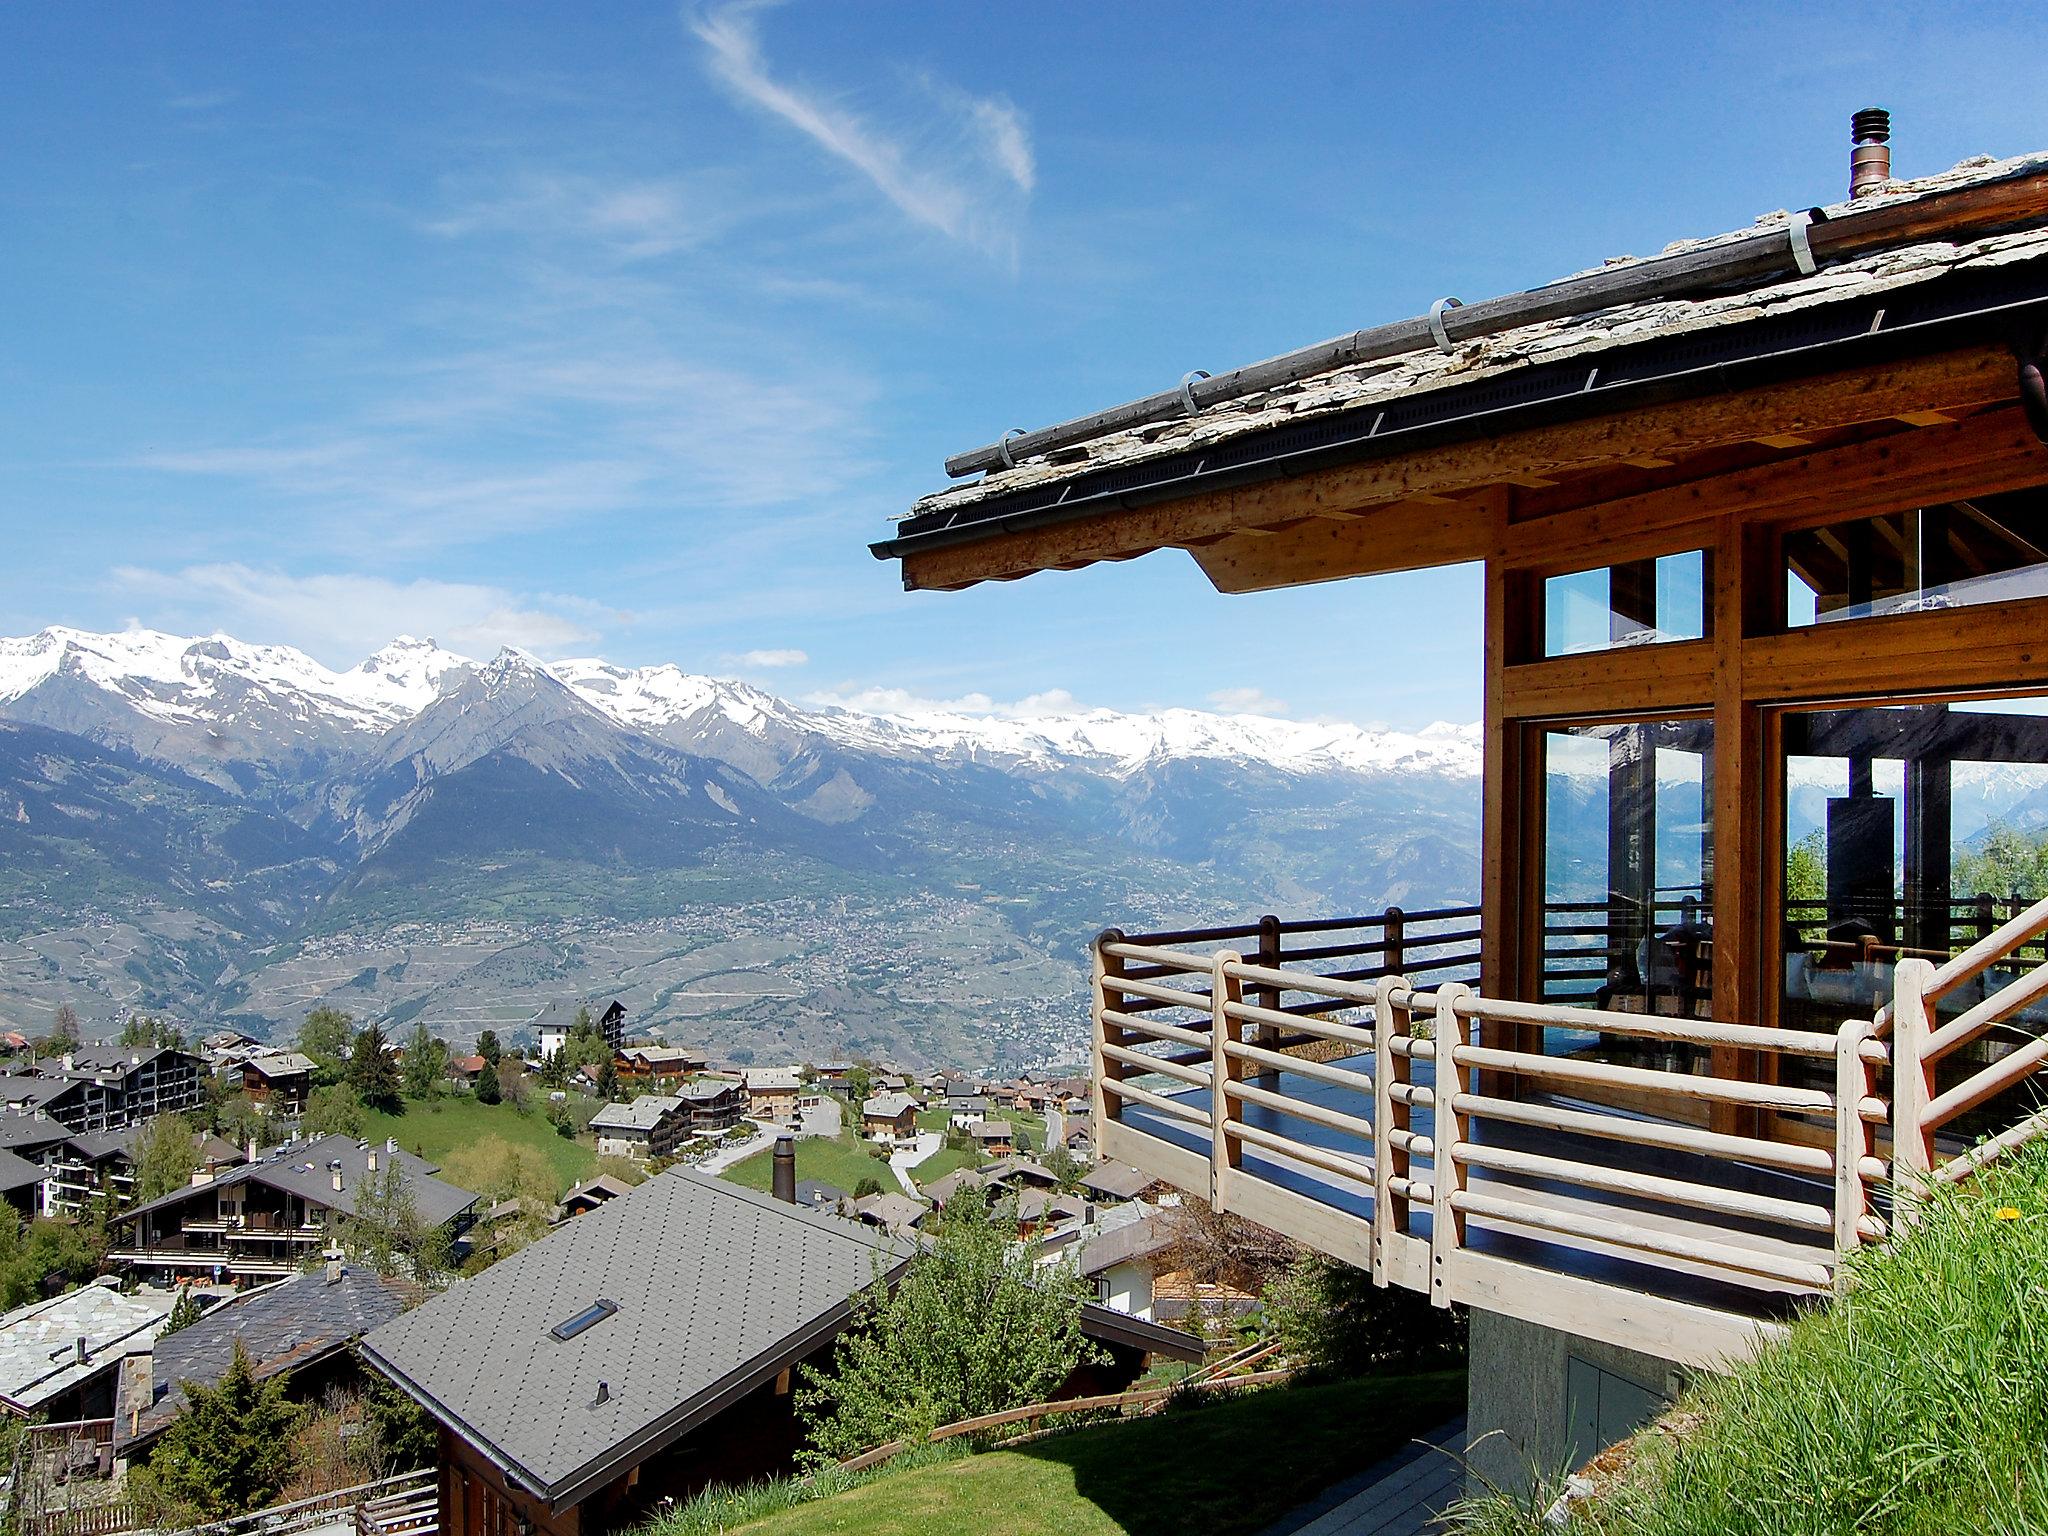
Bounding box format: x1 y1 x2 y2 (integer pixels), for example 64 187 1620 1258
1501 639 1717 719
1191 495 1498 593
899 345 2021 592
1499 407 2048 574
1743 594 2048 702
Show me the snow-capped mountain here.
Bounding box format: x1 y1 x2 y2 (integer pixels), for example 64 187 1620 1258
0 625 1489 1059
0 625 1482 786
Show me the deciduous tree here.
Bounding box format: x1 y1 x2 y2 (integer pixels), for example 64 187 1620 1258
304 1085 366 1139
298 1007 353 1083
400 1022 444 1101
134 1113 199 1202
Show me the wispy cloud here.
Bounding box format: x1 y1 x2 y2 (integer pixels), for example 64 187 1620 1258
109 564 608 665
689 0 1034 260
808 685 1085 719
730 647 808 668
1208 686 1290 717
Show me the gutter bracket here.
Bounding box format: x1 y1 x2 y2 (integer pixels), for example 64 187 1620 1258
1788 209 1823 277
1179 369 1212 416
1428 297 1464 354
2019 337 2048 446
996 429 1027 471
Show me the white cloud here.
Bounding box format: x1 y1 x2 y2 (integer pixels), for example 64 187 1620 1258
731 648 809 668
1207 687 1291 716
690 0 1034 259
808 685 1083 719
108 564 606 665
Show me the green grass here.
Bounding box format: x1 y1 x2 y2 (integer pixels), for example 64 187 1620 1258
723 1136 896 1197
909 1143 978 1187
363 1095 596 1195
664 1372 1465 1536
1450 1140 2048 1536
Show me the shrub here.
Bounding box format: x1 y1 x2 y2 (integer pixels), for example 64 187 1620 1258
1265 1253 1465 1378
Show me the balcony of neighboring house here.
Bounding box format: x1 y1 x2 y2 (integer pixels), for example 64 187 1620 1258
1092 879 2048 1367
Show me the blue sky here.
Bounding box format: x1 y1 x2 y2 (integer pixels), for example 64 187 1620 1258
2 3 2043 729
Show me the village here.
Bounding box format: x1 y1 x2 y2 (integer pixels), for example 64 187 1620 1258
0 996 1276 1536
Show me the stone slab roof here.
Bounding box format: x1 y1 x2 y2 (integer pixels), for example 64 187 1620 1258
119 1265 410 1450
0 1281 178 1412
361 1171 912 1508
113 1133 477 1232
861 1093 918 1119
901 151 2048 526
589 1096 681 1132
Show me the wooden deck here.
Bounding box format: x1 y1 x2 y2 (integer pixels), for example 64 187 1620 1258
1093 900 2048 1368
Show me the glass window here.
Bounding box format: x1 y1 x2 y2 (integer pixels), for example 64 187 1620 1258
1538 718 1715 1065
1784 485 2048 627
1780 695 2048 1135
1543 550 1712 658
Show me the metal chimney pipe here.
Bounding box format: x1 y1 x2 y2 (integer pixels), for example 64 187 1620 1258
1851 107 1892 199
771 1134 797 1204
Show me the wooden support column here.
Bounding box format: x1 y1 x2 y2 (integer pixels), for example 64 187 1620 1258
1711 515 1772 1135
1479 494 1531 1086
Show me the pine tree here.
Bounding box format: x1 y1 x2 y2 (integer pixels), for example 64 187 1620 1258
347 1024 402 1114
401 1022 443 1101
474 1061 502 1105
146 1341 302 1516
596 1058 620 1101
476 1029 502 1066
161 1288 204 1337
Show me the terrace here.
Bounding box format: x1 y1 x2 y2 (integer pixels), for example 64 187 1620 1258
1091 895 2048 1364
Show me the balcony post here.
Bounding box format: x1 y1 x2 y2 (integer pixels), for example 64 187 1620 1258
1251 915 1283 1045
1832 1015 1881 1272
1090 931 1129 1131
1371 973 1412 1286
1428 983 1474 1309
1210 951 1245 1211
1890 957 1938 1222
1383 906 1405 977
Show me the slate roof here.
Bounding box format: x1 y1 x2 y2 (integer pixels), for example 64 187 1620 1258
861 1093 918 1120
119 1265 411 1450
891 150 2048 536
244 1052 317 1079
67 1126 142 1164
1081 1160 1157 1201
851 1193 927 1232
0 1114 70 1154
743 1068 801 1092
361 1171 913 1509
589 1096 680 1132
0 1150 44 1193
1078 1212 1176 1278
112 1133 477 1232
0 1281 178 1412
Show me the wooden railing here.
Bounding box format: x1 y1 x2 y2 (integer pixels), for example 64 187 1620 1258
1092 894 2048 1366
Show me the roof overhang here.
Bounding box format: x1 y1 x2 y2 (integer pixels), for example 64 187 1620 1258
877 252 2048 594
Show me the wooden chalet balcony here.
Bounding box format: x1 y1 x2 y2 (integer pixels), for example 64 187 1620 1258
1091 898 2048 1367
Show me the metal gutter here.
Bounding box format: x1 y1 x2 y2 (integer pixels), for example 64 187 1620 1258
941 160 2048 478
875 255 2048 566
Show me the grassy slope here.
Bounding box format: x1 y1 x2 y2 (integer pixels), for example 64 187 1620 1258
724 1136 896 1196
724 1373 1466 1536
363 1095 596 1194
1462 1141 2048 1536
909 1144 978 1186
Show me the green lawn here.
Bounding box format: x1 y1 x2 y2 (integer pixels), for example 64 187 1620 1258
909 1143 978 1186
723 1136 895 1196
363 1095 597 1195
716 1372 1466 1536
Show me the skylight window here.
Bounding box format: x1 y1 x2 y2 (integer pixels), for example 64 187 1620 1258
549 1298 619 1342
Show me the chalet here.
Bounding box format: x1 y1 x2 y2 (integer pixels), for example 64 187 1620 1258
445 1055 487 1086
556 1174 637 1221
859 1092 919 1143
674 1079 746 1136
1080 1159 1161 1204
538 1001 629 1063
945 1096 989 1129
360 1169 1201 1536
968 1119 1014 1155
1077 1214 1176 1322
875 122 2048 1489
106 1134 477 1282
614 1045 706 1082
241 1051 316 1115
114 1262 409 1461
978 1155 1063 1191
0 1114 76 1216
0 1280 182 1421
0 1047 204 1135
742 1068 802 1125
589 1096 688 1163
850 1191 927 1234
792 1179 852 1213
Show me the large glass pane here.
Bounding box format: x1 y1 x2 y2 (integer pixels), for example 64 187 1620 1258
1542 550 1713 657
1780 695 2048 1137
1783 485 2048 627
1540 718 1715 1066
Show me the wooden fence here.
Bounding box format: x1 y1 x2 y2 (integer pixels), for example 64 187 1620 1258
1092 893 2048 1366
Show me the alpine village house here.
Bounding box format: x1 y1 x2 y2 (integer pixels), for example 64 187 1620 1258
872 119 2048 1484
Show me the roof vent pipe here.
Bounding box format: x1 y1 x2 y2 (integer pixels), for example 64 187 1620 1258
772 1134 797 1205
1851 107 1892 199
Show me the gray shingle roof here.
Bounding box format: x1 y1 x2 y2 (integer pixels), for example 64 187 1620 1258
861 1093 917 1119
0 1150 43 1192
1078 1212 1175 1278
112 1133 477 1232
589 1095 680 1131
360 1171 913 1507
0 1114 70 1153
120 1265 411 1449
